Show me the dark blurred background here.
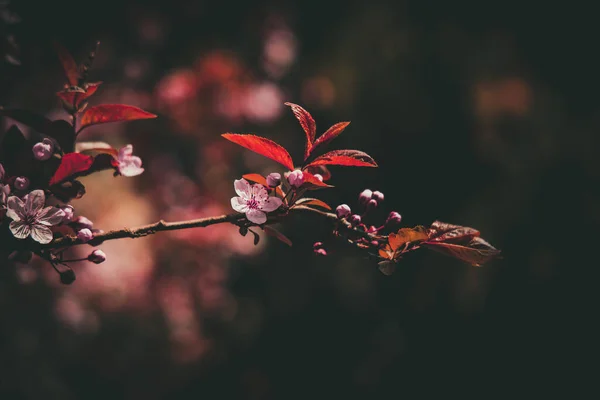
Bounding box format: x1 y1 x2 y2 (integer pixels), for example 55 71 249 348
0 0 595 398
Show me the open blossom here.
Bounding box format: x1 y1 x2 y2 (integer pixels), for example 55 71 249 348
117 144 144 177
6 190 65 244
230 178 282 224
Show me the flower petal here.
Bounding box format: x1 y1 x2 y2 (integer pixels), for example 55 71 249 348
25 190 45 215
118 144 134 160
119 157 145 177
9 220 31 239
251 184 269 202
6 196 25 221
231 197 249 213
234 179 251 198
30 224 54 244
37 206 66 226
246 209 267 225
260 196 282 212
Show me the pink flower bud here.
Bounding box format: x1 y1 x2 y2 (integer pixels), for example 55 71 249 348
73 216 93 230
0 163 4 181
14 176 30 191
87 249 106 264
32 138 54 161
266 172 281 187
386 211 402 226
370 240 379 247
77 228 93 243
349 214 361 225
315 248 327 256
372 191 384 203
287 170 304 187
367 199 378 211
60 205 74 222
358 189 373 205
335 204 351 218
313 174 323 182
367 225 378 233
313 241 324 249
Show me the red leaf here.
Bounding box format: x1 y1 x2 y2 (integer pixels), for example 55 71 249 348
242 173 268 186
263 226 293 247
285 102 316 159
423 237 501 267
305 150 377 168
427 221 480 243
222 133 294 170
54 42 79 86
293 198 332 210
49 153 94 186
56 82 102 108
308 121 350 158
78 104 157 132
301 171 333 189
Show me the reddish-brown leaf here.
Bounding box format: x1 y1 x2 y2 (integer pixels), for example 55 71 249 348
56 82 102 108
242 173 284 197
293 198 332 210
301 171 334 189
49 153 94 186
263 226 293 247
308 121 350 158
222 133 295 170
54 42 79 86
423 237 501 267
305 150 378 168
285 102 316 159
379 226 429 260
427 220 480 243
78 104 157 132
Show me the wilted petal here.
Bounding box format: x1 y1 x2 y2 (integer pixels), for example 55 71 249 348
30 224 53 244
260 196 282 212
9 220 31 239
231 196 249 213
37 206 66 226
6 196 25 221
246 209 267 224
25 190 45 214
234 179 251 198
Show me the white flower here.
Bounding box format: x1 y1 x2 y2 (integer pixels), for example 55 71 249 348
117 144 144 177
230 178 282 224
6 190 65 244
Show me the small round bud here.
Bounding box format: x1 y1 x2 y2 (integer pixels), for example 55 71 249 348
366 199 378 211
59 269 76 285
313 174 323 182
315 248 327 256
286 170 304 187
349 214 362 225
266 172 281 187
371 191 384 203
386 211 402 226
77 228 94 243
73 216 93 230
367 225 378 233
32 138 54 161
60 205 74 223
358 189 373 205
335 204 351 219
14 176 30 191
370 240 379 247
87 249 106 264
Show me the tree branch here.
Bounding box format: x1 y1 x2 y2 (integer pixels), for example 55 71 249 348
40 206 383 250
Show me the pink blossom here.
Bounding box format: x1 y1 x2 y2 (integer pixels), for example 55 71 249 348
286 170 304 187
230 178 282 225
6 190 65 244
77 228 93 243
88 249 106 264
117 145 144 177
32 138 54 161
14 176 29 191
